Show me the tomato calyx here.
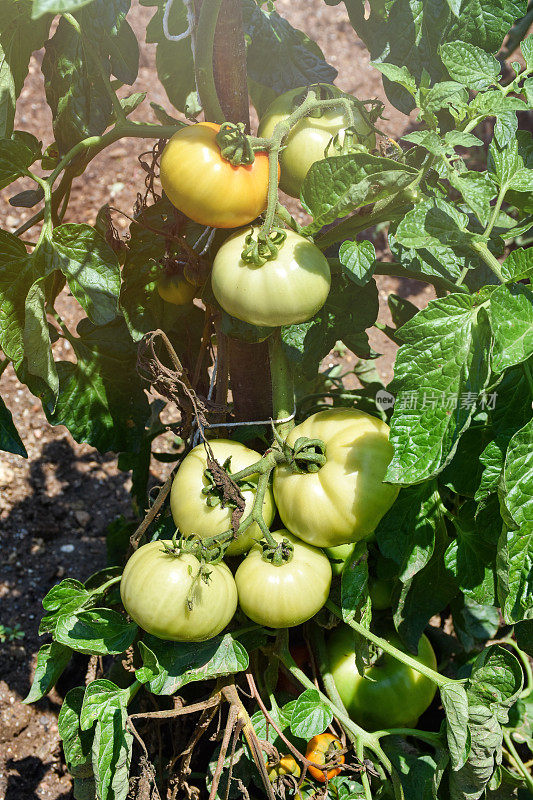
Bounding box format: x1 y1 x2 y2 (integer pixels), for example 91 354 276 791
241 227 287 266
289 436 327 474
261 536 294 566
325 129 371 158
215 121 256 166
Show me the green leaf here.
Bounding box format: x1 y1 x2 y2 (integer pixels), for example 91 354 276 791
40 578 91 634
41 16 112 154
446 0 527 52
444 501 498 605
490 284 533 373
338 239 376 285
58 687 95 800
441 682 470 770
488 131 533 194
386 294 492 484
0 1 51 136
382 737 448 800
497 419 533 622
514 619 533 657
395 198 472 250
388 293 418 328
137 633 251 695
0 136 39 189
441 425 491 498
289 689 333 739
501 248 533 281
0 394 27 456
282 279 378 380
241 0 337 94
340 541 369 622
394 516 458 650
447 169 496 228
80 679 132 800
423 81 469 113
23 641 73 703
0 226 57 401
75 0 138 85
372 62 417 95
522 35 533 68
51 224 121 326
452 596 500 651
55 609 138 655
32 0 95 16
402 130 444 155
376 482 442 582
440 41 500 89
302 153 417 231
44 317 150 454
494 111 518 148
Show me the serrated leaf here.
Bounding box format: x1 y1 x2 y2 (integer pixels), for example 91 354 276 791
301 153 417 231
447 169 496 227
0 1 51 136
58 687 95 800
0 394 27 456
289 689 333 739
340 541 369 622
376 482 441 582
80 679 132 800
137 633 251 695
24 641 73 703
44 317 150 453
424 81 469 113
40 578 91 634
501 248 533 282
386 294 491 484
32 0 95 17
51 224 121 326
372 61 417 94
402 130 444 155
0 137 38 189
55 609 137 655
441 682 470 770
395 197 472 250
488 132 533 194
490 283 533 372
444 501 498 605
494 111 518 148
440 41 500 90
446 0 527 53
338 239 376 285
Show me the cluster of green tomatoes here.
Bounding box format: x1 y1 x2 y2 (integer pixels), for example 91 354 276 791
120 85 438 736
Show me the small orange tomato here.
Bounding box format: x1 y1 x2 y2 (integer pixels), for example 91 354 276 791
160 122 272 228
268 754 301 781
305 733 344 783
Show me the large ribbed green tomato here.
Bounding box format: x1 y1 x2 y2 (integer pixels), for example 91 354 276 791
258 85 375 197
235 530 331 628
273 409 399 548
328 626 437 730
120 541 237 641
211 228 331 327
170 440 275 556
160 122 271 228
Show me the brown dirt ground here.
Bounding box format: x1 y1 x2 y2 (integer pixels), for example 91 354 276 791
0 2 435 797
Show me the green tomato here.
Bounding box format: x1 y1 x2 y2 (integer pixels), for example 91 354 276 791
258 84 376 198
211 227 331 328
235 530 332 628
170 440 276 556
273 409 399 548
325 543 356 576
328 625 437 730
157 273 196 305
120 540 238 641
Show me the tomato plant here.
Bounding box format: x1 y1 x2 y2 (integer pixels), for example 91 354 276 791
273 409 399 547
328 625 437 730
211 227 331 327
3 0 532 798
120 540 238 641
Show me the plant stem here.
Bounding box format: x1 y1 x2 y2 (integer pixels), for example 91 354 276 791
470 241 505 283
373 727 443 745
326 600 453 689
194 0 225 122
483 185 507 239
276 635 404 798
314 209 401 250
502 728 533 792
268 329 295 439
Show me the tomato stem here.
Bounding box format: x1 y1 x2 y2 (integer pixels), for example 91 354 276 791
326 600 455 690
470 240 505 283
502 728 533 793
194 0 226 123
268 329 295 439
